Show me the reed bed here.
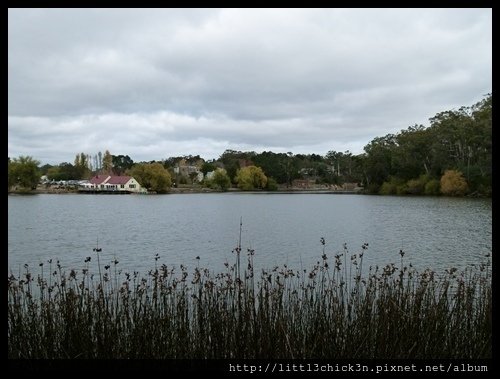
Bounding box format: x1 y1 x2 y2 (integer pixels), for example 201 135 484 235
8 241 491 359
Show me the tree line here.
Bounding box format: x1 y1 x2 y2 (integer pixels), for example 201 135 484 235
8 94 491 196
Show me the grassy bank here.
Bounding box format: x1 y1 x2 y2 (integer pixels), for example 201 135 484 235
8 243 491 359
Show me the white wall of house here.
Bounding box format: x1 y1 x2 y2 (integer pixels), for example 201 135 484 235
123 178 144 193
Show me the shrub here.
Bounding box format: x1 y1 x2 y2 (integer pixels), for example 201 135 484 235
211 168 231 191
396 183 409 195
406 179 423 195
265 177 278 191
364 183 380 194
379 177 406 195
379 181 396 195
424 179 441 195
440 170 469 196
406 174 431 195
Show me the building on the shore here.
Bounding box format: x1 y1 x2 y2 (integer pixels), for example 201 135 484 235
342 182 362 191
173 158 205 184
80 175 146 193
292 179 315 189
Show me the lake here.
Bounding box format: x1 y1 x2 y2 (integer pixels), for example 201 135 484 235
8 193 492 277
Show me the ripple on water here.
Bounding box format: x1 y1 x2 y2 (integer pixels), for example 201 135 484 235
8 194 491 276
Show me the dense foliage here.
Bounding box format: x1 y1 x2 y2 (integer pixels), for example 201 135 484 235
361 95 491 195
440 170 469 196
209 95 491 196
207 168 231 191
127 162 172 193
235 166 268 190
8 156 40 190
8 94 491 196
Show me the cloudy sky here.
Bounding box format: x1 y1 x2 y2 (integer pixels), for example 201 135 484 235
8 8 491 165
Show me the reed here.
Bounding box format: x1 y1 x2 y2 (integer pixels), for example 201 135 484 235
8 240 491 359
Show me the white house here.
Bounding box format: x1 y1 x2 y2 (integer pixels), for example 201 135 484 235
82 175 146 193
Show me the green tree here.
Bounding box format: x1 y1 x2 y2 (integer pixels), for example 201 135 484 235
265 177 278 191
39 164 53 176
102 150 113 174
225 161 240 183
80 152 88 168
210 168 231 191
74 153 90 179
47 162 79 181
97 151 102 171
112 155 134 175
440 170 469 196
128 162 172 193
253 151 288 184
8 156 40 190
218 150 256 183
201 162 216 175
326 150 356 180
362 134 397 188
393 125 434 180
46 166 61 181
235 166 268 190
428 94 491 192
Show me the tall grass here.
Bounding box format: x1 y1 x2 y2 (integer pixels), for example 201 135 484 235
8 241 491 359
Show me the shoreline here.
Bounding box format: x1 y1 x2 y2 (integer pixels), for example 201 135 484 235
8 187 362 195
7 187 489 197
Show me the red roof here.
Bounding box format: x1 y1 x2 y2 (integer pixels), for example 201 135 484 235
107 176 132 185
88 175 133 185
89 175 109 185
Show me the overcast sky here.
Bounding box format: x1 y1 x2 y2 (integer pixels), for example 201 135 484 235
8 8 491 165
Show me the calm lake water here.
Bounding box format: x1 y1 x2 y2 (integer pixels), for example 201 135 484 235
8 193 492 277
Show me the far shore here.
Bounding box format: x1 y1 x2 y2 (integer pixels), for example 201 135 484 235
8 186 362 195
8 186 490 197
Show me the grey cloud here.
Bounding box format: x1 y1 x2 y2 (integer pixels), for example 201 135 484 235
8 8 491 164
